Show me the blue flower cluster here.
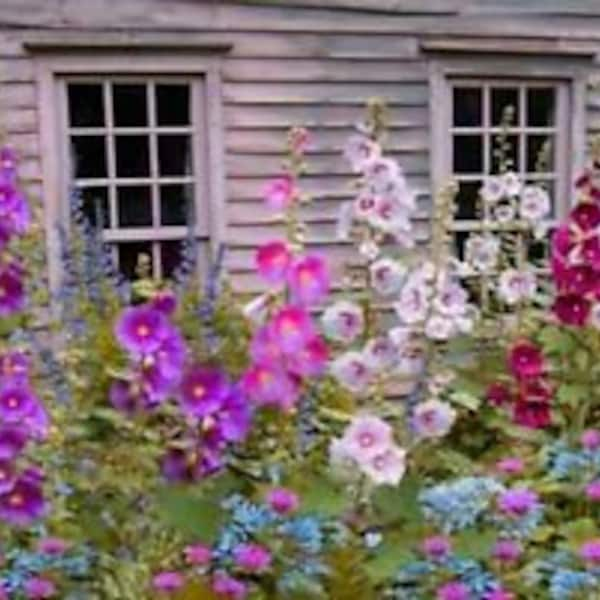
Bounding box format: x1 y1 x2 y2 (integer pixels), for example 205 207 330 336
549 569 598 600
545 442 600 481
419 477 504 533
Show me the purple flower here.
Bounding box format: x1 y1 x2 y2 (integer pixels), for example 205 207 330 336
0 426 27 460
422 536 451 561
24 577 56 599
36 537 69 556
0 147 17 177
212 571 248 599
586 480 600 502
0 387 37 423
184 543 212 566
179 367 229 418
161 447 222 483
22 402 50 441
0 476 45 526
115 306 170 356
582 429 600 450
0 460 15 495
287 254 330 306
150 290 177 315
241 363 299 411
580 539 600 564
233 543 272 572
151 329 187 383
151 571 185 594
437 581 470 600
492 539 522 563
109 380 141 414
497 488 539 517
495 457 524 475
485 589 515 600
0 351 29 384
209 386 252 444
0 263 25 316
266 487 299 515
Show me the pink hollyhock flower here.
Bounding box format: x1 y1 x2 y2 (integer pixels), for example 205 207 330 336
559 264 596 296
513 400 551 429
266 487 299 515
152 571 185 594
497 488 539 517
496 457 524 475
255 240 292 284
422 536 451 560
586 480 600 501
0 351 29 384
361 446 406 486
485 589 515 600
184 543 212 565
37 537 69 556
249 326 281 365
553 293 590 326
241 363 299 410
582 429 600 450
263 175 296 210
341 415 393 461
486 382 512 407
233 543 272 572
508 341 544 380
582 236 600 269
24 577 56 599
571 202 600 232
580 539 600 564
492 539 522 563
437 581 470 600
287 335 329 377
412 399 456 439
212 571 248 599
287 254 330 306
270 305 315 354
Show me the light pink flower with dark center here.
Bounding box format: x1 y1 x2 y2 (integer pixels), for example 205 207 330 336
361 446 406 486
255 240 292 285
321 301 364 344
330 352 372 393
341 415 393 461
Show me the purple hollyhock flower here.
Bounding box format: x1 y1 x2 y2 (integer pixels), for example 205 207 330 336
115 306 170 356
249 326 282 365
22 402 50 441
437 581 470 600
287 335 329 377
0 146 17 178
266 487 299 515
179 367 229 418
0 426 27 460
0 387 37 423
24 577 56 599
497 488 539 517
0 476 45 526
0 263 25 316
109 380 141 414
422 535 452 561
0 460 15 495
586 480 600 502
152 571 185 594
208 386 252 444
161 446 222 483
0 351 29 384
492 539 522 563
233 543 272 573
485 589 515 600
151 329 187 383
212 571 248 600
150 290 177 315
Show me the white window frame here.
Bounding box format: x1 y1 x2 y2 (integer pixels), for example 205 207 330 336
35 52 227 293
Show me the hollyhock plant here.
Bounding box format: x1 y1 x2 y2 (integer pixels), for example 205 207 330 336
269 305 315 353
241 363 299 410
287 254 330 306
321 301 364 344
412 399 457 439
23 577 57 599
152 571 185 594
179 366 229 418
0 476 45 526
115 306 171 356
361 445 406 486
255 240 292 285
233 543 272 573
266 488 299 515
330 351 373 393
263 174 297 211
508 341 545 380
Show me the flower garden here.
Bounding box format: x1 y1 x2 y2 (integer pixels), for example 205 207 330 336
0 100 600 599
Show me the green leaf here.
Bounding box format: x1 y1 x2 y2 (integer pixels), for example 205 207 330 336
538 326 576 355
364 537 415 584
454 528 496 560
557 383 589 407
559 518 598 548
296 475 349 517
371 475 422 525
449 390 481 411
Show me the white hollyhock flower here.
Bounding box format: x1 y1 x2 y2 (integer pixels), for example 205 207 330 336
497 269 537 305
412 399 457 438
359 239 380 260
520 185 551 222
353 191 377 221
388 326 411 350
330 351 373 393
502 170 522 197
494 203 516 224
424 314 455 341
364 158 400 193
394 279 430 324
242 294 270 325
340 414 393 461
465 234 500 272
363 336 399 371
321 301 364 343
370 195 412 234
361 445 406 486
370 258 406 296
344 135 381 172
480 176 505 204
434 278 469 317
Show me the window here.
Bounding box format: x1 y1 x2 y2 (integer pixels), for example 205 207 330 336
63 77 204 280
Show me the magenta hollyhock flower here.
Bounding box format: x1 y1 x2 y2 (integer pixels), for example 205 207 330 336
571 202 600 232
249 326 282 365
212 571 248 599
582 429 600 450
270 305 315 354
0 264 25 316
513 400 551 429
561 265 596 295
287 254 330 306
263 175 296 211
266 487 300 515
150 290 177 315
255 240 292 284
179 367 229 418
580 539 600 564
486 382 512 407
497 488 539 517
582 236 600 270
287 335 329 377
0 460 15 495
492 539 522 563
0 351 29 384
0 477 45 526
152 571 185 594
585 480 600 501
37 537 69 556
422 536 451 560
241 363 299 410
115 306 171 356
184 543 212 566
436 581 470 600
508 341 544 380
233 543 272 572
24 577 57 599
496 457 524 475
0 387 38 423
0 426 27 460
553 293 590 326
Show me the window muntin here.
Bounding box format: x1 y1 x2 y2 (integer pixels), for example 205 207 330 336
64 78 201 280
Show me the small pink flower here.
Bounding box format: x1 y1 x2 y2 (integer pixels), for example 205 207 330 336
508 341 544 380
24 577 57 599
255 241 292 284
437 581 470 600
422 536 451 560
152 571 185 594
486 589 515 600
36 537 69 556
233 543 272 573
497 488 539 517
586 481 600 501
582 429 600 450
184 543 212 565
212 572 248 599
263 175 296 210
495 457 524 476
492 539 522 563
287 254 330 306
580 539 600 564
266 488 299 515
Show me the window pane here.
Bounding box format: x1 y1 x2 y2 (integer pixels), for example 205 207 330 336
453 87 482 127
80 187 109 228
71 136 107 178
115 136 150 177
527 88 555 127
113 84 148 127
68 83 104 128
453 135 483 174
160 184 193 226
454 230 471 261
526 135 554 172
491 87 519 126
118 242 153 279
158 135 192 176
117 185 152 227
157 84 190 126
454 181 481 220
161 241 185 279
490 135 519 173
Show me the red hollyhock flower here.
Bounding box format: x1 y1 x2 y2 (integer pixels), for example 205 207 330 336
553 293 591 327
486 382 512 407
508 341 545 380
513 400 552 429
571 202 600 232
